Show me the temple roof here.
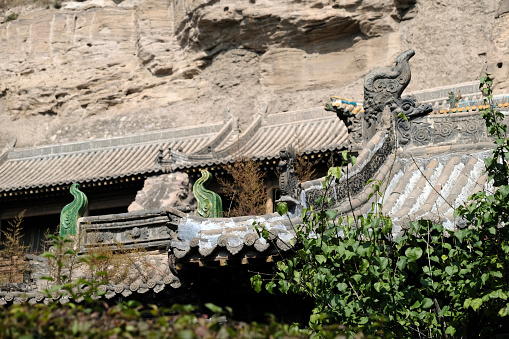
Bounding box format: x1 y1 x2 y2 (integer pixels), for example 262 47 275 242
168 107 350 169
0 107 350 194
0 122 223 193
382 149 490 231
331 145 494 233
0 81 495 194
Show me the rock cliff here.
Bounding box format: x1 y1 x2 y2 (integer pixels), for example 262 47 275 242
0 0 504 147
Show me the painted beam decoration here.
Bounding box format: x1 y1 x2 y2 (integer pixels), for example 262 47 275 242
59 183 88 236
193 169 223 218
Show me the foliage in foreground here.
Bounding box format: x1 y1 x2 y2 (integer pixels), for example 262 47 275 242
252 75 509 338
0 302 365 339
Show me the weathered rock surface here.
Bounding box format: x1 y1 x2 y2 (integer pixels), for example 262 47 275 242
0 0 502 148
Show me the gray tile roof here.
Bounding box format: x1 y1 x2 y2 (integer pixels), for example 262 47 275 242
170 213 296 260
0 122 224 192
329 146 494 234
168 107 349 169
0 108 349 192
381 150 491 232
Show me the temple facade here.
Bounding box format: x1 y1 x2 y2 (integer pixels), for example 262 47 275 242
0 51 507 318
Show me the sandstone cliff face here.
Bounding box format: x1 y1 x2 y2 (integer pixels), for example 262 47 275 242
0 0 502 148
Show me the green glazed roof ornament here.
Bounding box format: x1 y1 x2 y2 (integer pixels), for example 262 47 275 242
193 170 223 218
60 183 88 236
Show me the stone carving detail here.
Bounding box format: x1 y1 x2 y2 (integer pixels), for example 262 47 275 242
128 172 196 213
78 208 183 252
433 121 456 142
463 122 479 135
88 231 114 243
60 183 88 236
362 50 433 145
396 111 495 149
324 97 363 145
363 49 415 127
412 126 433 146
305 134 394 209
278 146 301 208
128 227 149 240
391 97 433 145
193 170 223 218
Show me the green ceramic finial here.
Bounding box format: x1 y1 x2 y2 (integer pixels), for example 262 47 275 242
59 183 88 236
193 170 223 218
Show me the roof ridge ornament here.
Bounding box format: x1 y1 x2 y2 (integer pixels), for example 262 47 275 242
193 170 223 218
363 49 415 128
327 50 432 148
277 146 302 213
60 183 88 236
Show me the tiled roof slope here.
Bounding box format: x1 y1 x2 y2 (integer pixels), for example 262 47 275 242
0 108 349 192
0 122 225 192
238 108 349 158
168 107 349 169
171 213 297 260
382 150 491 231
335 147 493 233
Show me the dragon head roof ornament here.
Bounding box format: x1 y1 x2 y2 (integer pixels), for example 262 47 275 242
363 49 415 127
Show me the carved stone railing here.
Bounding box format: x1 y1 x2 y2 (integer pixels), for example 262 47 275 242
78 207 185 252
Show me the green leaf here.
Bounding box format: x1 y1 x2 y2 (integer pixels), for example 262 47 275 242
178 330 194 339
336 282 348 292
250 274 262 293
396 256 408 271
455 229 468 243
397 112 408 122
342 150 348 161
445 326 456 336
328 167 342 180
491 271 503 278
374 282 382 292
409 300 420 310
470 298 483 311
358 317 369 324
276 202 289 216
405 247 423 262
422 298 433 309
445 266 453 276
315 255 327 264
360 258 369 272
315 196 323 206
41 252 56 259
205 303 223 314
500 185 509 198
278 280 290 294
325 209 338 220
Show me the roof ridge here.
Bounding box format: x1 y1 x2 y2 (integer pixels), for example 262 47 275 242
8 122 225 160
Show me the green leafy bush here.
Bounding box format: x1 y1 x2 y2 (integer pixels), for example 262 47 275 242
0 302 356 338
252 75 509 338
